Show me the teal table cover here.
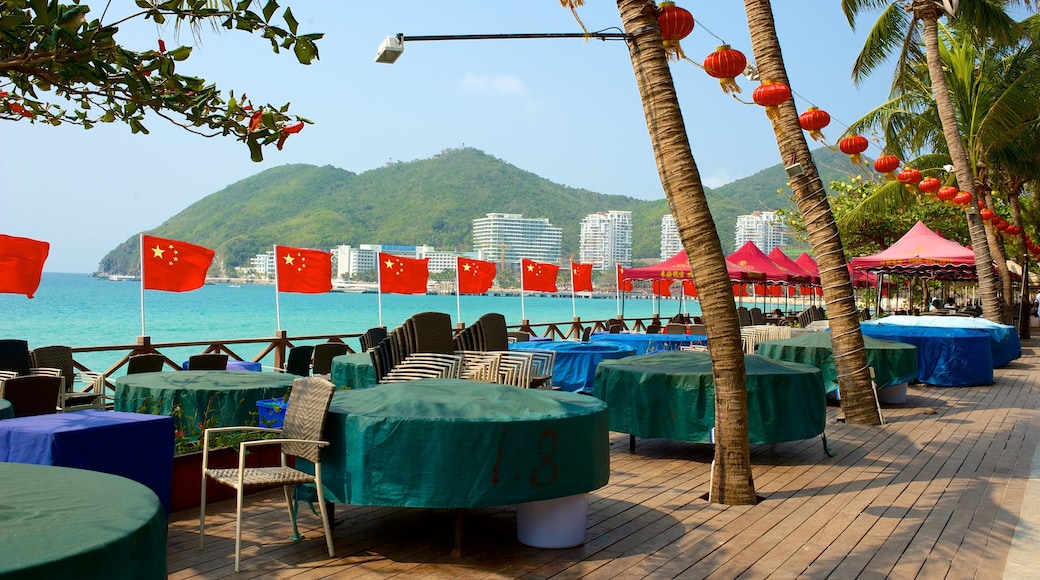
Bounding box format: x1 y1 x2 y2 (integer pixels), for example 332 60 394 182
0 463 167 579
0 398 12 419
593 351 825 445
756 332 918 395
114 371 293 434
330 353 377 390
308 379 609 508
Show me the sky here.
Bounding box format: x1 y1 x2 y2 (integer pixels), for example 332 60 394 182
2 1 900 273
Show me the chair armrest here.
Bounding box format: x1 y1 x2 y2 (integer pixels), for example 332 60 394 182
238 438 329 451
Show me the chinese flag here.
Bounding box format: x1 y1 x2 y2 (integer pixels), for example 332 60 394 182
521 258 558 292
276 245 332 294
141 235 214 292
683 280 698 297
571 262 593 293
379 252 429 294
653 279 673 297
457 257 496 294
0 234 49 298
616 265 633 292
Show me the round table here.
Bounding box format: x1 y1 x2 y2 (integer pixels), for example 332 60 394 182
180 359 263 372
858 322 994 387
593 351 826 445
0 397 13 419
757 332 918 397
308 379 610 508
510 340 637 393
330 353 378 390
589 332 707 355
114 370 294 434
863 315 1020 367
0 463 167 578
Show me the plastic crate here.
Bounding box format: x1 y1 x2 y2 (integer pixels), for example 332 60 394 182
256 398 287 428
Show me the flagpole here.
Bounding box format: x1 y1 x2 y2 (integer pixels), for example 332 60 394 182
615 265 621 317
455 256 462 324
377 253 383 327
273 245 282 331
570 265 576 319
520 262 527 321
139 234 146 337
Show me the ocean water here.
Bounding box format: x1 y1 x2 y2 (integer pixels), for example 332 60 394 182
4 273 697 372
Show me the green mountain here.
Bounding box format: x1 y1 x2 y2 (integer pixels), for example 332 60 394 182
97 146 869 274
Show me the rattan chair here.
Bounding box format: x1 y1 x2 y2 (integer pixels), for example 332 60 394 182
665 323 686 335
188 353 229 371
360 327 387 352
127 353 166 374
1 375 63 416
284 345 314 376
409 312 455 354
30 345 105 410
312 342 349 377
0 339 31 376
200 376 337 572
749 307 767 326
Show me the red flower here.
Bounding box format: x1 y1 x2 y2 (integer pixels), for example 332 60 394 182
248 110 263 133
280 122 304 134
158 39 166 53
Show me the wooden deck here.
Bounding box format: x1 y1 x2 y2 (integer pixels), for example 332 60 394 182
168 338 1040 579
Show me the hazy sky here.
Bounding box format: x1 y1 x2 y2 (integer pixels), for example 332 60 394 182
3 1 898 273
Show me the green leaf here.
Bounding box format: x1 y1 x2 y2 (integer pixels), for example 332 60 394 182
168 46 192 61
293 38 316 65
262 0 278 23
283 7 298 35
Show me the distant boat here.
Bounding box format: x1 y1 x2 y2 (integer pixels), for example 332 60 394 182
229 284 242 288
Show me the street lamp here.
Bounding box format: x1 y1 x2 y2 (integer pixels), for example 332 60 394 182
375 31 630 64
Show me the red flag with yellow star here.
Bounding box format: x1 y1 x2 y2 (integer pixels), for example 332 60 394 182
0 234 49 298
571 262 593 293
141 235 214 292
379 252 429 294
457 257 496 294
521 258 558 292
653 279 673 297
276 245 332 294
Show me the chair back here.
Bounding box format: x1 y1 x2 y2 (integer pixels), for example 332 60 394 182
645 322 661 334
736 307 752 327
360 327 387 352
507 331 530 343
312 343 349 376
581 327 592 341
665 323 686 335
29 345 75 394
0 339 31 375
127 353 166 374
3 375 62 416
285 345 314 376
281 377 336 463
477 313 510 351
188 354 229 370
749 307 766 326
410 312 455 354
453 324 479 351
608 323 623 333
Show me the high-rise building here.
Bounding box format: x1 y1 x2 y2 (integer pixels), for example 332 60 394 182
472 213 562 266
734 210 789 254
579 210 632 270
249 250 276 279
660 214 681 259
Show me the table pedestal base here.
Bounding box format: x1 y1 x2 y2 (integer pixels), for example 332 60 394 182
516 494 588 548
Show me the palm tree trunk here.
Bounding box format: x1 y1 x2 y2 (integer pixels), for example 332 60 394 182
744 0 881 425
1009 182 1030 338
982 189 1013 323
616 0 755 505
918 7 1001 323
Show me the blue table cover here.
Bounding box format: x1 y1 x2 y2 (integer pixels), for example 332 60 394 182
865 315 1020 367
0 410 174 514
589 332 708 355
510 340 637 393
180 359 262 371
859 322 993 387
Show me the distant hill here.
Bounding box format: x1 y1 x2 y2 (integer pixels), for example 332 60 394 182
97 146 869 275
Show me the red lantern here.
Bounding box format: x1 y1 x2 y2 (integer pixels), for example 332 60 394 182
918 177 941 193
937 186 958 202
980 208 994 221
954 192 972 205
702 45 747 94
1007 225 1022 236
873 155 900 180
658 2 694 61
997 220 1010 231
798 107 830 141
839 135 869 166
897 168 923 190
752 80 791 123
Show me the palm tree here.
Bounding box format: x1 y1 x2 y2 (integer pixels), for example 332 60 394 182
743 0 882 425
843 0 1035 324
615 0 755 505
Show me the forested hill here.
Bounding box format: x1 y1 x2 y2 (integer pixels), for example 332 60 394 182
97 146 868 274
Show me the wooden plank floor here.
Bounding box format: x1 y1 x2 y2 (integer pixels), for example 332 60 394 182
168 338 1040 579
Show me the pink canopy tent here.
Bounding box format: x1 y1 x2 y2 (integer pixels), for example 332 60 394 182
727 242 811 284
849 221 976 280
796 252 879 289
622 251 767 283
795 253 822 285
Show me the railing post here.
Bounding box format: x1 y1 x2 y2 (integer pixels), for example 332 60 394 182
133 336 154 356
273 330 288 372
567 317 582 340
519 319 535 335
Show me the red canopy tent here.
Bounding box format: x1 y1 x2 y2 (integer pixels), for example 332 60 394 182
795 252 879 290
795 253 822 285
622 251 767 283
727 242 811 284
848 221 976 280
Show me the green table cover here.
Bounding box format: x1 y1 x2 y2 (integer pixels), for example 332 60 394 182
0 463 167 579
757 332 918 395
0 398 12 419
330 353 377 390
593 351 825 445
114 371 293 435
307 379 610 508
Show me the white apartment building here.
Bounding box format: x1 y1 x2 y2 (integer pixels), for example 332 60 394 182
579 210 632 270
249 250 276 279
734 210 789 254
472 213 562 266
331 244 484 276
660 214 681 259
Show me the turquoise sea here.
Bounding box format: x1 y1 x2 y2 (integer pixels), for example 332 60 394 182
4 273 698 373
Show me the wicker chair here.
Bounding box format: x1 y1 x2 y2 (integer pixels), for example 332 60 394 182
200 376 337 572
665 323 686 335
312 342 349 376
29 345 105 410
749 307 767 326
360 327 387 352
187 353 229 371
409 311 455 354
284 345 314 376
0 339 31 376
1 375 63 416
127 353 166 374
